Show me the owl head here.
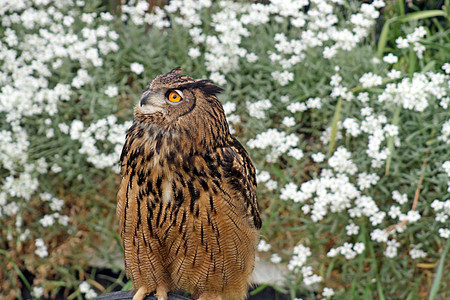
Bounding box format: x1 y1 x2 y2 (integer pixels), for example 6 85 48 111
134 67 230 149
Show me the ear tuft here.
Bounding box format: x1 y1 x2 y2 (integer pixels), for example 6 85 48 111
169 67 183 74
201 82 224 97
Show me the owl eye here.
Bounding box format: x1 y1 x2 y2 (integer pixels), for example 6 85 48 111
167 90 183 103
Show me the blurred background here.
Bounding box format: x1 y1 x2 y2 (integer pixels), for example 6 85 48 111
0 0 449 299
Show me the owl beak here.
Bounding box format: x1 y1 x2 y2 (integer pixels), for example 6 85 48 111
140 94 148 106
140 90 154 106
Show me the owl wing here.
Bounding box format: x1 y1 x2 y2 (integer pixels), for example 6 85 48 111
219 137 262 230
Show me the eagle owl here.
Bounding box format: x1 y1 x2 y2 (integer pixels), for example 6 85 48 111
117 68 261 300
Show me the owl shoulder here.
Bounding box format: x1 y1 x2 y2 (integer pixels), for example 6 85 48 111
216 137 261 229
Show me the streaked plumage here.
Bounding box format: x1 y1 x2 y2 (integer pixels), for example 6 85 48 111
117 68 261 300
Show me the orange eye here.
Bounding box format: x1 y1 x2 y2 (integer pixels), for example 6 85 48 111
167 91 182 103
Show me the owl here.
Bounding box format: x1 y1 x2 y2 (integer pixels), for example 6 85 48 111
116 67 261 300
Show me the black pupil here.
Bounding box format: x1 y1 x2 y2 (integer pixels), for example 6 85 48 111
172 93 177 99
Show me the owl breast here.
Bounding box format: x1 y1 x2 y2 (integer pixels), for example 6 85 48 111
118 128 260 300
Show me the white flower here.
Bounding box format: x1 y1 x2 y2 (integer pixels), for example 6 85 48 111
301 204 311 214
35 239 48 258
330 74 342 86
58 215 70 226
209 72 226 86
357 172 379 190
439 228 449 238
280 182 298 201
51 164 62 173
436 212 448 223
385 242 399 258
280 95 290 103
442 63 450 74
353 242 365 254
409 247 427 259
303 274 322 286
401 210 420 223
50 197 64 211
288 244 311 271
343 118 361 137
441 97 450 109
130 62 144 75
58 123 70 134
287 102 307 113
32 286 44 298
383 53 398 64
188 48 201 58
265 180 278 191
282 116 296 127
328 147 357 175
439 120 450 144
246 53 258 63
387 69 402 79
222 102 236 115
72 69 91 88
384 124 399 137
270 253 282 264
272 70 294 86
323 46 337 58
306 97 322 109
431 199 445 211
104 85 118 97
40 215 55 227
312 152 325 162
371 229 388 243
288 148 304 160
359 72 383 88
388 205 401 219
247 99 272 119
85 289 98 299
79 282 90 293
370 211 386 226
396 37 409 48
345 222 359 235
327 248 338 257
322 287 335 297
392 191 408 205
257 240 271 252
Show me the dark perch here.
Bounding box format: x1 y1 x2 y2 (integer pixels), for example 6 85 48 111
96 291 190 300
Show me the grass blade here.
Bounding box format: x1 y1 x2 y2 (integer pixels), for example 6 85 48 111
397 0 405 16
396 10 446 23
429 238 450 300
377 19 393 58
122 280 132 291
328 97 343 156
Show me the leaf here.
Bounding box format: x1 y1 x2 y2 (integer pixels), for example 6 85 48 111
417 263 438 269
328 97 343 156
377 19 394 58
396 10 447 23
429 238 450 300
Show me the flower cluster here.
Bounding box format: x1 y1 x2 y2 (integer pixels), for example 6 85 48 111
79 281 98 299
247 129 300 163
67 116 132 172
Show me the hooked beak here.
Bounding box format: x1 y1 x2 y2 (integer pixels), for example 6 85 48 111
140 91 150 106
